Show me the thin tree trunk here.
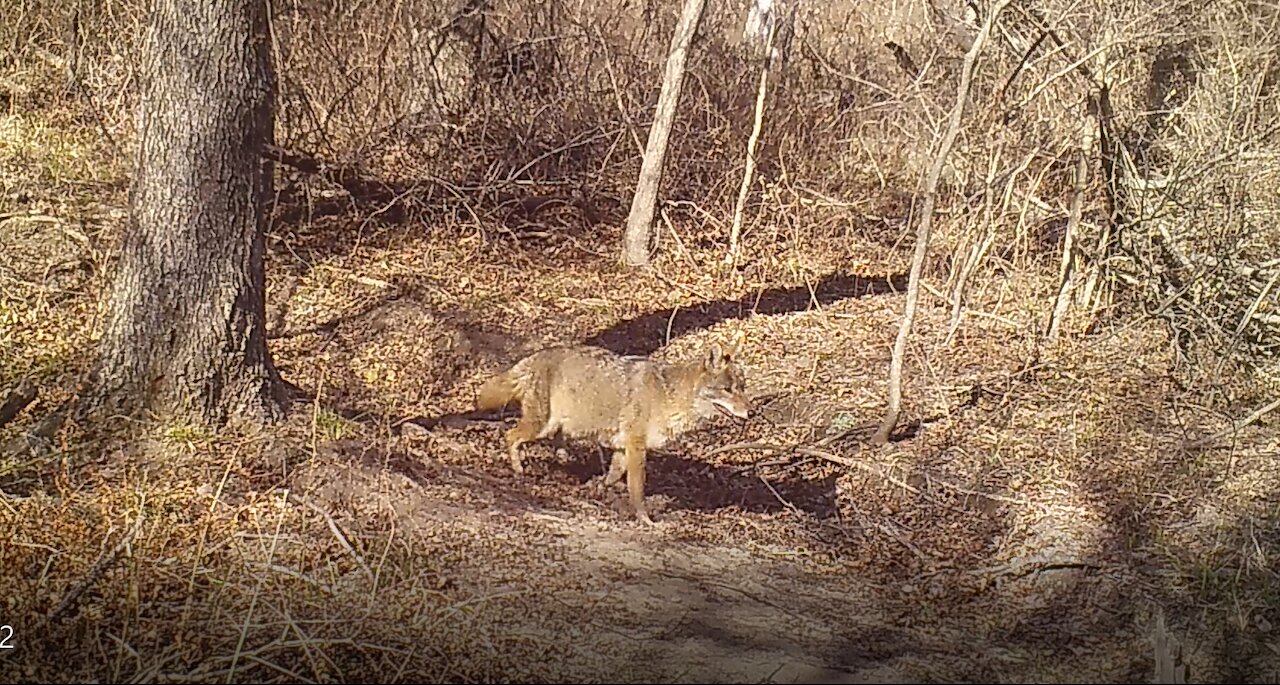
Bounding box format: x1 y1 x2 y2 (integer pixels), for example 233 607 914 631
621 0 708 267
728 19 777 265
1046 88 1101 341
872 0 1014 445
1047 145 1090 340
93 0 286 426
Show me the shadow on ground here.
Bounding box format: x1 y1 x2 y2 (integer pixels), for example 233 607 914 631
582 270 908 356
323 418 841 521
550 448 841 519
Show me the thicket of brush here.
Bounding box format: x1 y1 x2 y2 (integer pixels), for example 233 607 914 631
5 0 1277 401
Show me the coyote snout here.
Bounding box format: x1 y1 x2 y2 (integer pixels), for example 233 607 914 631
475 340 751 525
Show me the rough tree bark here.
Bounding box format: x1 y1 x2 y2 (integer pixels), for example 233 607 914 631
93 0 286 426
621 0 708 267
872 0 1013 445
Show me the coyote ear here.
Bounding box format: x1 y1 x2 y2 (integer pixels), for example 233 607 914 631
705 342 728 369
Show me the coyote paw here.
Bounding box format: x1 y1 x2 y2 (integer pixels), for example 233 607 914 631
590 477 612 496
590 475 626 495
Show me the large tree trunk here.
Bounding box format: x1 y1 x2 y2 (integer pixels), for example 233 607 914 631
94 0 286 426
621 0 708 267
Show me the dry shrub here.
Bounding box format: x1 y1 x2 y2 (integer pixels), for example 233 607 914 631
1086 0 1280 401
3 0 1276 415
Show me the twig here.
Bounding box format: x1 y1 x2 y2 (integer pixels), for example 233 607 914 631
907 464 1036 509
404 446 508 487
874 519 928 559
705 420 876 461
791 446 922 495
658 204 697 270
228 503 288 684
1047 140 1092 340
704 440 791 459
504 127 621 183
704 439 922 495
799 38 898 100
758 474 800 514
966 553 1104 580
1234 269 1280 338
732 455 812 474
289 492 375 581
1188 396 1280 449
595 24 645 157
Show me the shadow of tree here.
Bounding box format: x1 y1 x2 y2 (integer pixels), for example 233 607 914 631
1069 382 1280 684
320 406 841 521
582 270 908 356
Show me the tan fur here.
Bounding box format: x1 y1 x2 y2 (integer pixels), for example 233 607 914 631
474 341 751 525
475 373 519 413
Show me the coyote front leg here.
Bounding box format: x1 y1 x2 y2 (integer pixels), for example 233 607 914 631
624 436 654 526
598 449 627 493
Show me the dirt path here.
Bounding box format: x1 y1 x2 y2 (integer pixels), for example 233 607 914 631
517 514 891 683
290 449 1162 684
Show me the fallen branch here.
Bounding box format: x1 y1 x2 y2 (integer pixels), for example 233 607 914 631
33 516 144 632
705 439 921 495
1188 396 1280 449
289 492 375 582
704 419 876 460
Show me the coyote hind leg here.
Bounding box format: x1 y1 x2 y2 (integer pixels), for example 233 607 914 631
500 363 560 475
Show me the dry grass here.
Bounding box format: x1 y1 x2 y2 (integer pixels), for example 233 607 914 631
4 0 1280 682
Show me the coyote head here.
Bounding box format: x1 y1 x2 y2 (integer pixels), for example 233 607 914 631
694 341 751 420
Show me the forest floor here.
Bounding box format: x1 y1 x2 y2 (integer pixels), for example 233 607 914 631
3 105 1280 684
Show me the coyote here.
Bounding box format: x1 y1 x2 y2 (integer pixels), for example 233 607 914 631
474 341 751 525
